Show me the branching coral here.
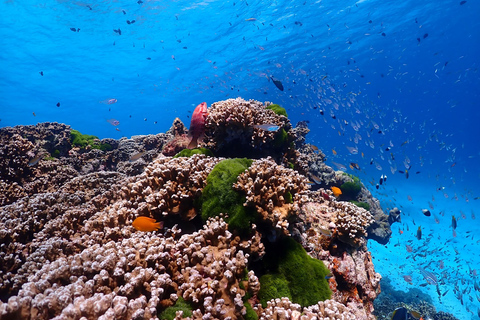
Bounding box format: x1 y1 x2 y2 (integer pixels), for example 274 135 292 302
233 157 310 234
203 98 292 158
122 154 221 221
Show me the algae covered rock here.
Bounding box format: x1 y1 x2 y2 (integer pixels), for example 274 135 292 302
200 158 257 233
258 237 332 307
266 103 288 117
173 147 214 158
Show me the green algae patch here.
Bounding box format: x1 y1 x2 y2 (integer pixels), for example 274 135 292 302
244 301 259 320
340 174 362 199
158 297 192 320
201 158 256 233
258 237 332 307
70 129 112 151
349 200 371 211
273 128 289 148
173 147 214 158
266 104 288 117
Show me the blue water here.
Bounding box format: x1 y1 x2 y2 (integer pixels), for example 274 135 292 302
1 0 479 318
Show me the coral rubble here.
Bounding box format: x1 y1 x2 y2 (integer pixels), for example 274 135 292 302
0 99 391 319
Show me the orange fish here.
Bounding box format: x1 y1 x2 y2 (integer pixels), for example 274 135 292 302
332 149 337 155
132 217 163 232
331 186 342 197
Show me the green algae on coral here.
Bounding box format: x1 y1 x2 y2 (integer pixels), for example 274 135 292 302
173 147 214 158
244 301 259 320
273 128 289 149
158 297 193 320
200 158 257 233
258 237 332 307
70 129 112 151
266 104 288 117
349 200 371 211
340 174 362 199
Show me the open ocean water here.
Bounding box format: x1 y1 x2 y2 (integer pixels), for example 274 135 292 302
1 0 479 318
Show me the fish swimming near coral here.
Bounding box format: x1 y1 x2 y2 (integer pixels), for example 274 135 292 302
132 216 163 232
253 124 280 131
331 186 342 197
28 153 46 166
129 151 146 162
188 102 208 149
390 307 422 320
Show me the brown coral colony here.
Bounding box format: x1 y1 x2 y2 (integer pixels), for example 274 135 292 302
0 98 392 320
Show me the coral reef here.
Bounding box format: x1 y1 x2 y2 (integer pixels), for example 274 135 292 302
373 277 459 320
0 101 390 319
233 157 310 235
203 97 294 162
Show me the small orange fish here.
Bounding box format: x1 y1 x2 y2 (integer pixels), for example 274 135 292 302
331 186 342 197
332 149 337 155
399 229 404 235
132 216 163 232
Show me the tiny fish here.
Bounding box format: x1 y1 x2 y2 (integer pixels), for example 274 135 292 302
32 112 36 117
451 215 457 230
416 226 422 240
325 272 334 279
245 18 256 21
56 102 60 107
129 151 146 162
132 216 163 232
460 0 466 4
309 174 322 185
254 124 280 131
422 209 431 217
318 227 332 237
349 162 360 170
403 275 413 284
28 153 45 166
107 118 120 126
270 75 284 91
100 98 117 104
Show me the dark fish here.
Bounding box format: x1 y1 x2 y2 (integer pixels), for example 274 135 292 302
416 226 422 240
70 27 77 32
460 1 466 4
270 76 284 91
451 215 457 230
39 71 44 76
113 29 122 35
376 184 379 189
56 102 60 107
294 21 303 26
423 33 428 39
319 110 324 115
422 209 431 217
405 170 409 179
